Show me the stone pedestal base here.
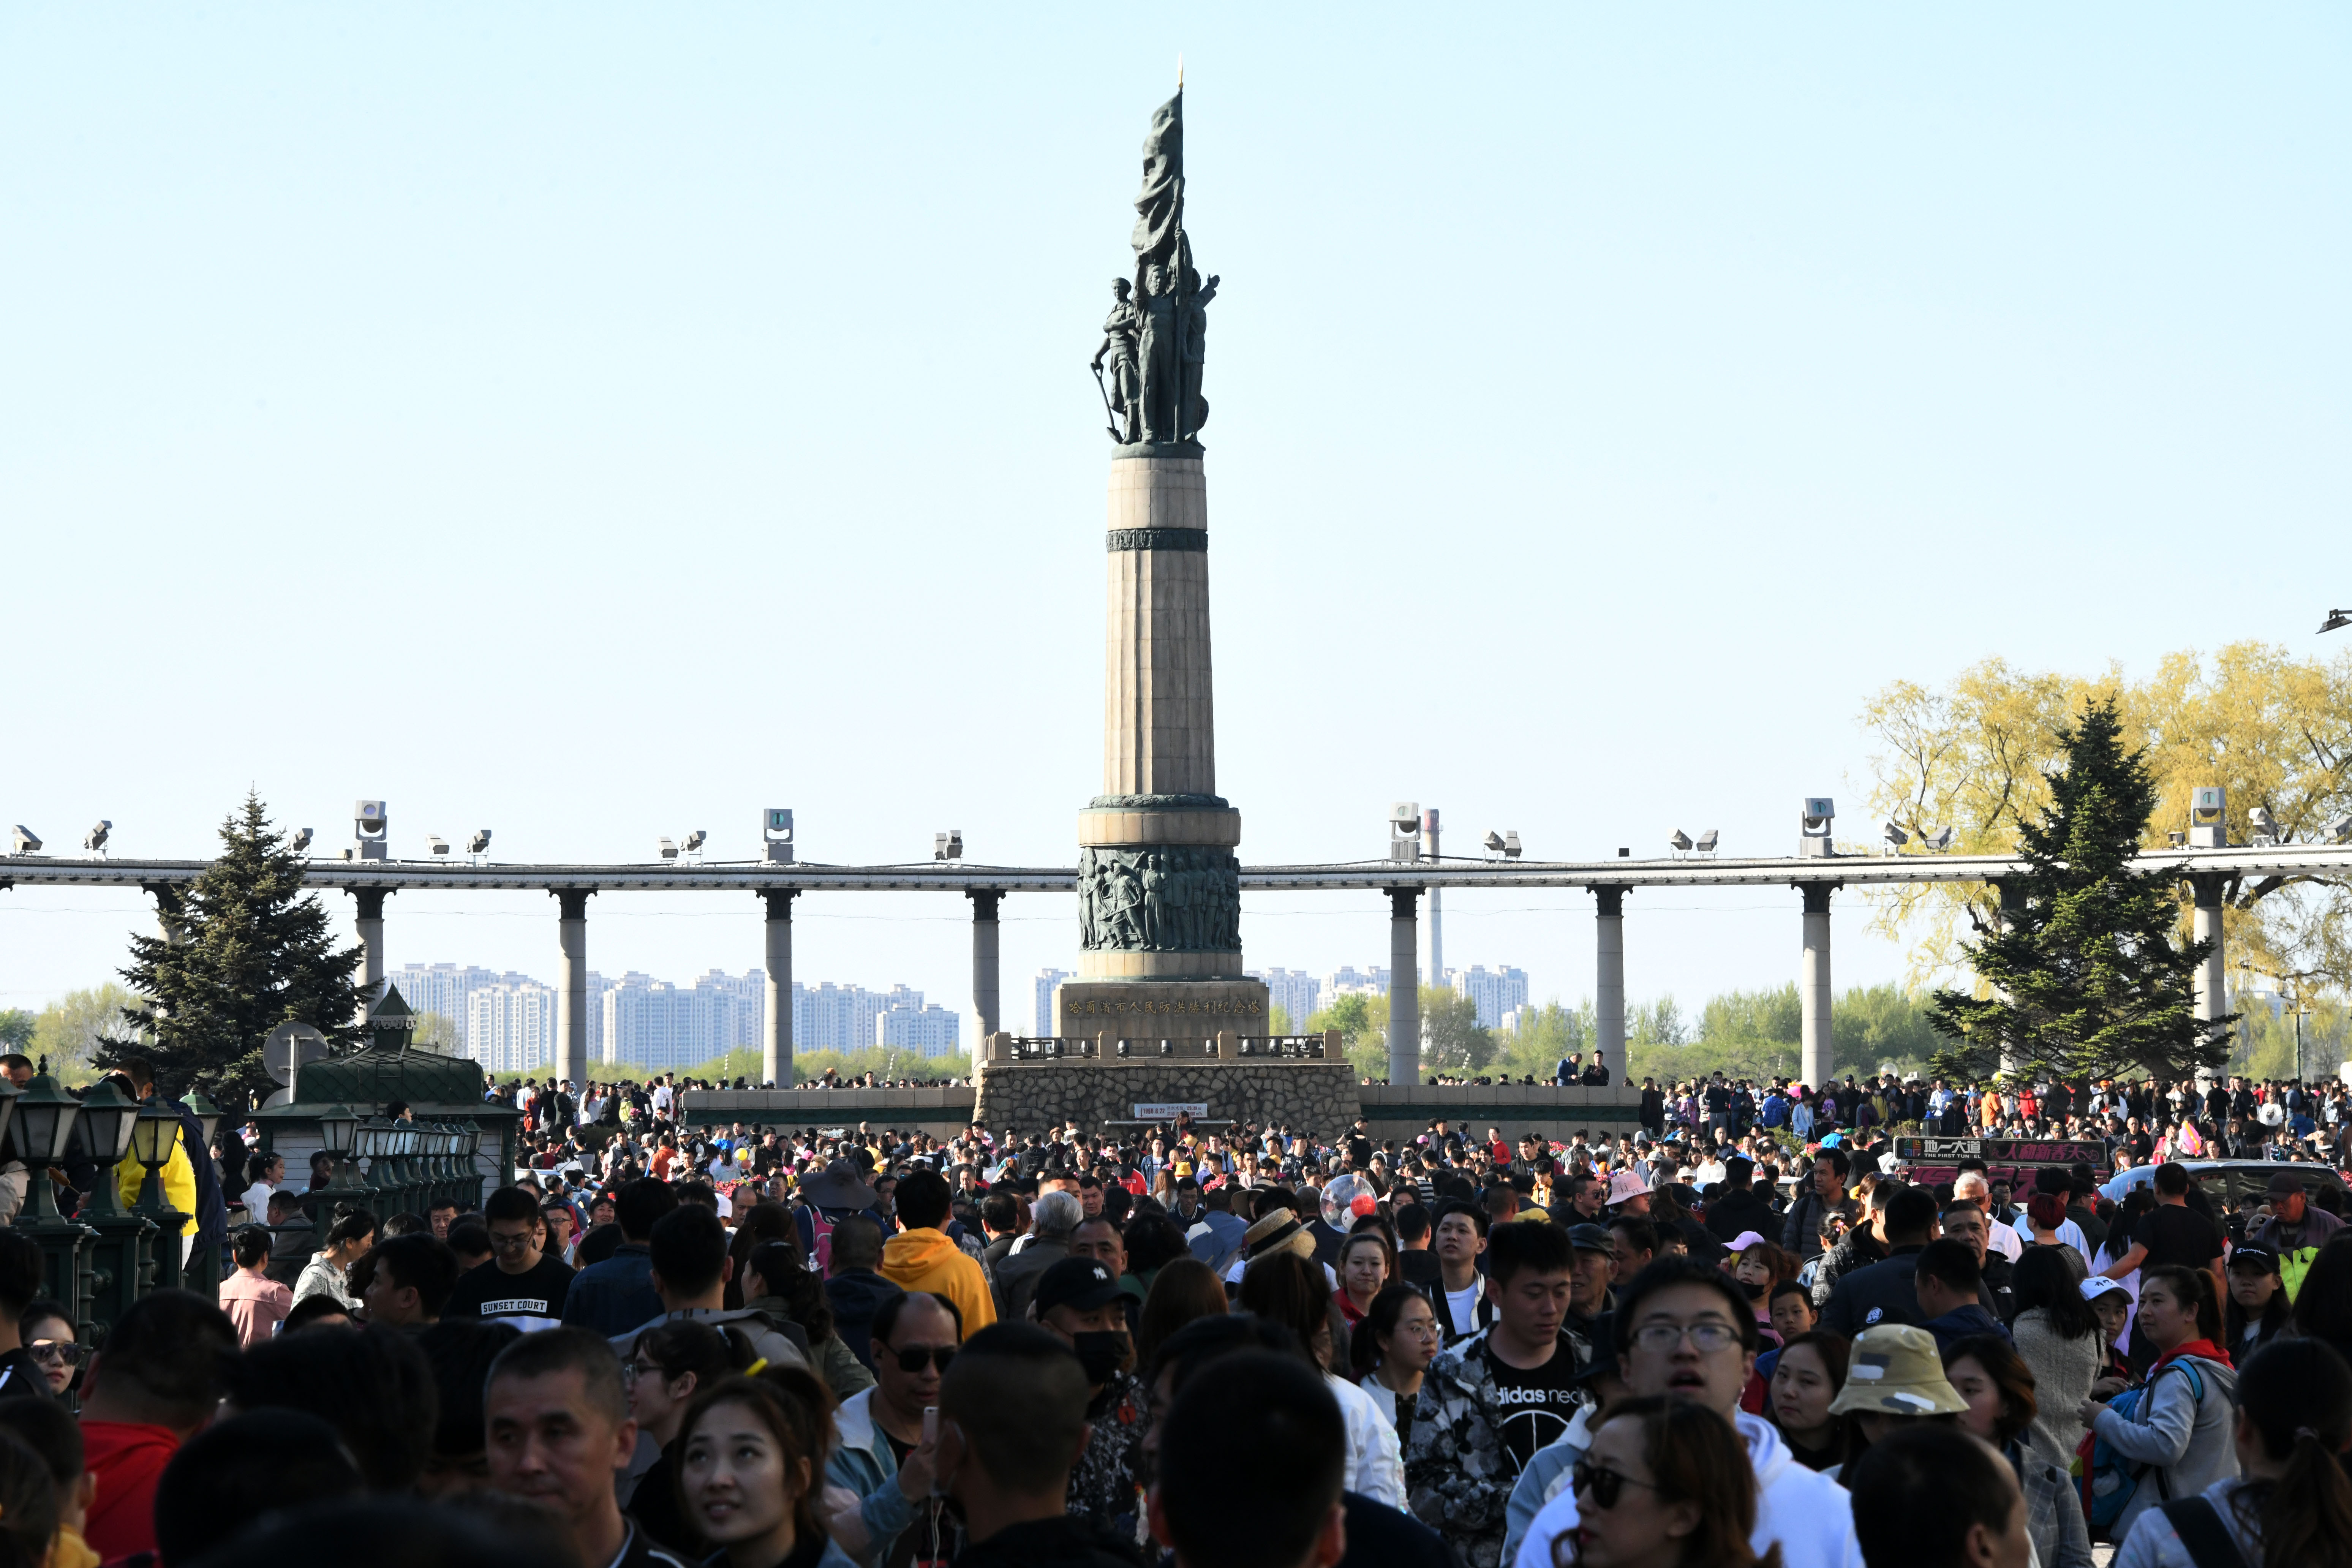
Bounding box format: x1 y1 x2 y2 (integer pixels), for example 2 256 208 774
974 1056 1355 1133
1051 978 1270 1050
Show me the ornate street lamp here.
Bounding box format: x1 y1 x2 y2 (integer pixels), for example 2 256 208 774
74 1077 155 1332
129 1097 191 1292
6 1064 92 1327
74 1080 141 1220
180 1089 223 1151
304 1105 373 1230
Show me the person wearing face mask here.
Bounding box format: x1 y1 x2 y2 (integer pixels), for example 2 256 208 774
1029 1256 1146 1544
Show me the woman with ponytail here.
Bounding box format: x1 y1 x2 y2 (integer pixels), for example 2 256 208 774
2114 1336 2352 1568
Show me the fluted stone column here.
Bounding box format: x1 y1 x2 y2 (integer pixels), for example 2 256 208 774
1388 888 1420 1084
1594 887 1626 1063
2190 874 2227 1083
350 889 389 1023
1800 883 1835 1088
969 891 1002 1040
760 889 796 1086
554 890 591 1087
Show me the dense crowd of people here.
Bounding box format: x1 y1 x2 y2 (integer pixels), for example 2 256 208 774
0 1055 2347 1568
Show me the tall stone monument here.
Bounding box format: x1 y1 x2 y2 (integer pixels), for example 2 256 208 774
1056 87 1269 1049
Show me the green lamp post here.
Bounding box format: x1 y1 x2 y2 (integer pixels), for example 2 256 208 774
305 1104 372 1231
5 1065 91 1328
128 1097 191 1293
72 1077 154 1332
356 1119 397 1222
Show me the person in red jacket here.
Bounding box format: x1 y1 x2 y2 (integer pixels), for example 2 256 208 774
77 1289 239 1560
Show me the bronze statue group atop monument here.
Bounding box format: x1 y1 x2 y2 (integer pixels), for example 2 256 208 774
1091 92 1220 449
1056 87 1268 1050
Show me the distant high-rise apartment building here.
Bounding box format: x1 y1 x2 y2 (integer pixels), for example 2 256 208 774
877 994 962 1057
468 982 561 1076
1322 965 1391 1001
1251 968 1323 1033
389 963 534 1054
1453 965 1530 1029
1034 968 1073 1035
601 969 767 1070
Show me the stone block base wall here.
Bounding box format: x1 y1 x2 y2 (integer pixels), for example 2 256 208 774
975 1059 1356 1133
1052 978 1271 1049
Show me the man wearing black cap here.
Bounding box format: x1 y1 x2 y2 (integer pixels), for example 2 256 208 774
1031 1256 1145 1545
2246 1168 2342 1302
1563 1225 1614 1367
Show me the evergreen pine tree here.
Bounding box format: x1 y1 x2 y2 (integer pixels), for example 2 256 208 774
1928 697 2230 1087
114 793 367 1100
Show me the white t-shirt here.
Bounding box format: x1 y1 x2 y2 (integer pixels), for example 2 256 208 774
1446 1284 1481 1337
241 1180 275 1214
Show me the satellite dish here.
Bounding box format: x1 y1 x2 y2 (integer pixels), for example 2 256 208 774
264 1022 331 1087
261 1087 292 1109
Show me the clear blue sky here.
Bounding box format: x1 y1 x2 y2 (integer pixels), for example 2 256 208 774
4 7 2346 1035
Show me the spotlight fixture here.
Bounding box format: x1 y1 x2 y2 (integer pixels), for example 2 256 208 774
1670 830 1693 853
657 836 680 860
289 827 314 853
427 835 451 857
83 820 110 855
1923 826 1955 852
467 830 491 855
1691 829 1718 856
2322 609 2350 635
934 830 963 861
683 830 707 854
9 826 39 855
1883 821 1909 854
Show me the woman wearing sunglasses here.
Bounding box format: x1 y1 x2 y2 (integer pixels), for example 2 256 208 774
19 1300 79 1400
1561 1394 1781 1568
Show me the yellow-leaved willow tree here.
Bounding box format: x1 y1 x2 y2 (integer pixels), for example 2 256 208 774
1859 642 2352 995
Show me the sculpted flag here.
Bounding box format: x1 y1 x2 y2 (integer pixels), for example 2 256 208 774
1130 89 1183 269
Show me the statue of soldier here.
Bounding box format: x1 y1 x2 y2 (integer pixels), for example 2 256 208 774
1135 263 1181 443
1139 852 1167 947
1178 268 1219 440
1091 279 1143 443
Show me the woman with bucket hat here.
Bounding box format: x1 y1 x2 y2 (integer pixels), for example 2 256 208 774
1823 1323 1969 1481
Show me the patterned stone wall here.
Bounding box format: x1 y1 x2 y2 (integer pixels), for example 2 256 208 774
974 1059 1356 1133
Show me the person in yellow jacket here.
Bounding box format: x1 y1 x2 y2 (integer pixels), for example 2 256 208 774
874 1168 995 1340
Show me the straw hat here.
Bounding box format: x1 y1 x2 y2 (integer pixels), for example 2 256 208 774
1827 1325 1969 1417
1242 1209 1318 1264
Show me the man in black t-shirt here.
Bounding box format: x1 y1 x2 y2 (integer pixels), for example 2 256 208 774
2101 1162 2224 1306
444 1184 575 1331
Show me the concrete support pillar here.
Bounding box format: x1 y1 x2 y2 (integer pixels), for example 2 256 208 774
144 882 188 945
1593 886 1626 1063
553 890 591 1089
1799 882 1836 1089
1387 888 1420 1084
349 889 389 1021
1992 880 2027 1081
760 890 797 1087
968 890 1002 1043
2189 874 2227 1083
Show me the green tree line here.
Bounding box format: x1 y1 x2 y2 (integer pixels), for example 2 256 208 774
1309 980 1949 1084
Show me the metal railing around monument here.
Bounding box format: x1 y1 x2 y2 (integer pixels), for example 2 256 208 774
999 1034 1329 1060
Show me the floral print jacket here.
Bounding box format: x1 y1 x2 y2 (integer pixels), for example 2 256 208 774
1403 1328 1516 1568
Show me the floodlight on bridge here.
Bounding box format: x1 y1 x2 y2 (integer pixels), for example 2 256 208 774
9 827 39 855
1923 825 1954 852
2249 806 2280 846
657 836 680 860
427 835 451 857
289 828 313 854
1692 829 1718 857
468 830 491 855
1669 830 1693 855
354 800 389 861
1799 798 1835 859
2190 786 2227 848
763 808 795 865
83 821 110 855
1482 828 1524 861
1504 830 1523 859
1388 802 1421 863
2322 610 2351 635
1483 828 1504 856
683 830 707 854
1883 821 1909 854
934 830 963 861
2326 816 2352 844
